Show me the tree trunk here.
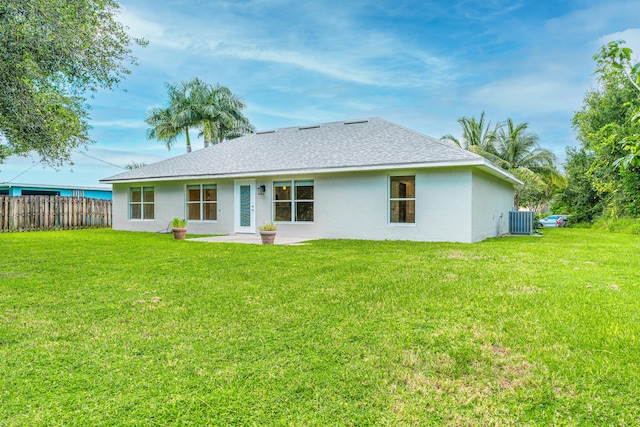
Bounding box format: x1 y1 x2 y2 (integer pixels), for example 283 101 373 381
185 127 191 153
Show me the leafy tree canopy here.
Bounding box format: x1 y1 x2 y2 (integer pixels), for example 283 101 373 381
565 40 640 221
443 114 563 209
0 0 146 167
146 78 253 153
552 147 603 223
441 111 500 156
586 40 640 170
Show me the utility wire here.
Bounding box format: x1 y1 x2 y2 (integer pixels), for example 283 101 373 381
7 161 42 183
71 150 126 169
5 150 126 184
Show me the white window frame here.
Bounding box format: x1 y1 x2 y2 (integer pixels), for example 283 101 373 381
388 175 416 225
129 186 155 220
186 184 217 222
272 180 314 223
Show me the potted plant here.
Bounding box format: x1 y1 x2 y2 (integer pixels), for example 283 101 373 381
258 223 277 244
170 217 187 240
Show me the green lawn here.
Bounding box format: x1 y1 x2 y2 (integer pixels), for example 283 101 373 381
1 229 639 426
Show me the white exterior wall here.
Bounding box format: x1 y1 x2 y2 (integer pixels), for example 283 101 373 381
112 167 512 243
112 180 236 235
470 170 515 242
221 169 472 242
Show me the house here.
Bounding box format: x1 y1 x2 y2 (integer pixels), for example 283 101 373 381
101 118 521 243
0 183 112 200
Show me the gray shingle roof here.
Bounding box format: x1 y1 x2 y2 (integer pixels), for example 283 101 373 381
101 117 513 183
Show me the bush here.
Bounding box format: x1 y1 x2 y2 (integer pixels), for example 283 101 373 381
592 217 640 234
258 223 277 231
170 218 187 228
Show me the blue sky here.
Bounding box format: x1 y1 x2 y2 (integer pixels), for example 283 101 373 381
2 0 639 188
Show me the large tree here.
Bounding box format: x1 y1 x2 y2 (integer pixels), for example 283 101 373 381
568 40 640 219
553 148 603 223
146 80 201 153
591 41 640 170
0 0 145 166
492 118 565 208
443 114 563 209
146 78 253 152
442 111 501 157
195 82 254 147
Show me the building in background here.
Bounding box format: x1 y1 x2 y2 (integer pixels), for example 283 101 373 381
0 183 112 200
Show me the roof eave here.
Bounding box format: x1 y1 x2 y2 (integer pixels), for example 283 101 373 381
476 159 523 185
100 158 520 185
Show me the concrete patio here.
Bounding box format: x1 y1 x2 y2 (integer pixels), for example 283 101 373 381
188 234 310 245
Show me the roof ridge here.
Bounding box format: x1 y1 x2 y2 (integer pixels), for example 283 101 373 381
374 117 484 160
254 117 375 133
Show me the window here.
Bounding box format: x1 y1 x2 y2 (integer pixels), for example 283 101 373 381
389 176 415 224
186 184 217 221
22 190 60 196
130 186 154 220
273 180 314 222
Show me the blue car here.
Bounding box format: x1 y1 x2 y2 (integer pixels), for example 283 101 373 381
539 215 568 228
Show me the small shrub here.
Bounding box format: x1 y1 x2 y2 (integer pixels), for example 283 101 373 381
170 218 187 228
259 223 277 231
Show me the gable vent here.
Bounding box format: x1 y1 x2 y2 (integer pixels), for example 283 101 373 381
256 130 276 134
344 120 368 125
298 125 320 130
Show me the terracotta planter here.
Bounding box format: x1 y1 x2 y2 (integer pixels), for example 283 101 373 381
259 231 276 244
172 227 187 240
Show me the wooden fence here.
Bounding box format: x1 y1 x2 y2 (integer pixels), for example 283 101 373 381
0 195 112 232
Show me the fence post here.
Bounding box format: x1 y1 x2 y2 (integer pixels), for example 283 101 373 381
1 196 7 232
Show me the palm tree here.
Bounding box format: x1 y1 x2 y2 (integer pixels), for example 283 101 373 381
166 79 201 153
493 119 560 174
145 106 180 150
194 83 254 147
146 78 254 152
443 113 565 208
145 79 203 153
441 111 501 157
492 118 566 208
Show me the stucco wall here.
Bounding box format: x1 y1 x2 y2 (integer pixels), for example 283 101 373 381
112 180 235 234
286 169 473 242
112 167 510 243
470 169 515 242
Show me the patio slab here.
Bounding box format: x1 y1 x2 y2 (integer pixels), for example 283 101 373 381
187 234 310 245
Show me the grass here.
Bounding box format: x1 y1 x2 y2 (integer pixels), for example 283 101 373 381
1 228 639 426
592 217 640 234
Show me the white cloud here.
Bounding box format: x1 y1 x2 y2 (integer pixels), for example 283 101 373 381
544 1 640 42
116 6 165 41
247 104 340 127
91 119 146 129
466 74 586 115
117 7 195 50
597 28 640 53
117 4 456 89
454 0 523 20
